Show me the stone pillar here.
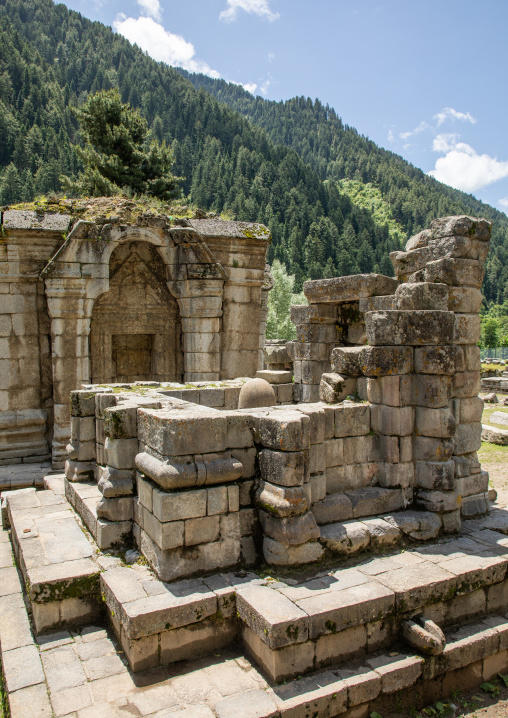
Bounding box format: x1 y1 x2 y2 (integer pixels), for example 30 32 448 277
170 279 224 382
45 278 90 468
0 211 69 465
256 410 324 565
288 304 338 403
258 264 273 371
388 215 492 527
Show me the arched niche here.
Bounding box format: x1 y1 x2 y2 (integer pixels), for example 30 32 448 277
90 241 182 384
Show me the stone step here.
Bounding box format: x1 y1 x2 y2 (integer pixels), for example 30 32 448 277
5 487 103 635
313 486 407 525
238 531 508 681
319 511 441 556
65 478 132 550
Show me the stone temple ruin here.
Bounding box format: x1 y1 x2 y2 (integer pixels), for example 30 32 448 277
1 209 508 717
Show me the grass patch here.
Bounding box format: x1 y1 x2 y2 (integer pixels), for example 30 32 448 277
478 440 508 464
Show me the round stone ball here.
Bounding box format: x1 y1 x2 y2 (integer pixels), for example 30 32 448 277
238 378 276 409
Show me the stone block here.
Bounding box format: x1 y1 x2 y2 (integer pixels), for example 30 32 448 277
136 474 153 511
347 486 405 518
294 383 321 403
152 486 207 522
309 472 326 503
334 404 371 437
366 375 412 407
138 408 227 456
454 314 481 345
296 323 338 343
185 515 220 546
414 436 454 461
287 341 331 361
296 580 395 640
452 371 481 399
414 346 465 375
255 370 292 384
448 286 483 313
294 404 326 444
456 472 488 497
461 493 489 517
70 416 96 443
370 405 414 436
415 406 456 438
377 462 414 488
312 493 353 525
455 396 483 423
263 537 323 566
358 346 413 376
343 435 378 463
315 624 367 668
395 282 449 310
259 510 320 546
143 508 184 550
413 374 451 408
70 390 98 418
331 346 364 377
303 274 399 304
206 486 228 515
258 411 310 451
321 520 370 554
454 422 482 455
325 438 344 468
97 496 133 521
365 310 454 346
417 489 460 513
309 443 325 473
348 322 367 344
231 448 257 478
259 448 308 488
242 625 315 683
98 466 134 497
104 437 138 470
425 257 484 287
366 653 423 694
104 406 138 439
224 412 257 449
415 461 455 490
257 481 309 518
429 215 491 239
377 435 400 463
320 374 357 403
290 303 337 324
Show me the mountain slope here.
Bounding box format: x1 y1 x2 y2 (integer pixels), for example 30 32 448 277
0 0 506 302
180 72 508 304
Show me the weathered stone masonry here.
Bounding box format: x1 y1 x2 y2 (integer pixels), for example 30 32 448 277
0 211 271 470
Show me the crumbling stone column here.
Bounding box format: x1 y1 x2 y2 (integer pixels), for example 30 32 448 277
45 278 91 468
256 410 323 564
389 215 491 527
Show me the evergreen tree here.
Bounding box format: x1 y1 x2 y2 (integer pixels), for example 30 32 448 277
61 89 180 199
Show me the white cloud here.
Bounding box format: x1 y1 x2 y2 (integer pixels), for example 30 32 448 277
428 140 508 193
268 52 276 62
387 129 394 143
434 107 476 126
113 15 219 77
137 0 162 22
499 197 508 209
220 0 279 23
399 121 430 141
259 77 271 95
432 133 460 153
242 82 258 94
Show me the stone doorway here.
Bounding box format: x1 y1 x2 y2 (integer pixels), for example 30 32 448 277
90 241 182 384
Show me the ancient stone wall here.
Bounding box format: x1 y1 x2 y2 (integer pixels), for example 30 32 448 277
0 211 271 470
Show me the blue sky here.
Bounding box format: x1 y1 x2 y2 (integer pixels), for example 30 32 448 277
61 0 508 214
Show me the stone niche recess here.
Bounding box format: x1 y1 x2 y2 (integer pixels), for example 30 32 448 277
0 210 271 469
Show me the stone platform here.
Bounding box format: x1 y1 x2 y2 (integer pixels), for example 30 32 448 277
2 510 508 718
5 479 508 702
